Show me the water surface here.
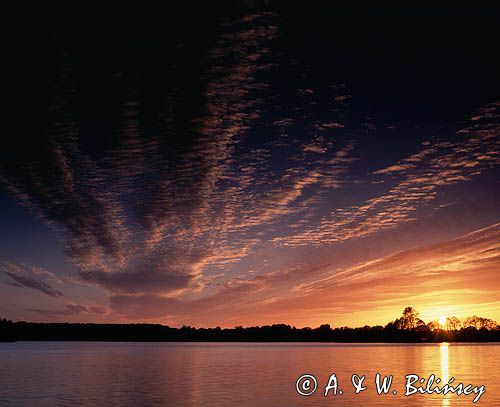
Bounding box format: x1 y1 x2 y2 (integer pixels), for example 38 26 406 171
0 342 497 406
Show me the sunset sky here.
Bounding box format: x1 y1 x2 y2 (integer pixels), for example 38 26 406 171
1 4 499 328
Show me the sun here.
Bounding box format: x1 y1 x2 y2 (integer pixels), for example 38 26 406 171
438 315 447 326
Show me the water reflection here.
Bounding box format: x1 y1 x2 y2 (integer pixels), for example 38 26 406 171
0 342 498 406
440 342 449 382
440 342 449 407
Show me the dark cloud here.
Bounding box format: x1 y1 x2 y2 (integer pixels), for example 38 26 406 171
65 303 108 315
110 278 267 320
0 13 354 298
26 303 108 317
81 269 196 295
1 263 63 298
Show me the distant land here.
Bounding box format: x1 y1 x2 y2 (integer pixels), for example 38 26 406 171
2 308 500 342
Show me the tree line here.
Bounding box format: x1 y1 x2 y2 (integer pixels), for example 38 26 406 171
1 307 499 342
395 306 498 331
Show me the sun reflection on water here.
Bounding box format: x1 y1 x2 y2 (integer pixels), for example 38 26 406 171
440 342 450 407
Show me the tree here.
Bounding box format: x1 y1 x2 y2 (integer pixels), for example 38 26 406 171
397 307 421 330
463 315 498 330
427 320 440 331
446 316 461 330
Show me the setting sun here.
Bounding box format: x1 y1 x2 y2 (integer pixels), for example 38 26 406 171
439 316 447 326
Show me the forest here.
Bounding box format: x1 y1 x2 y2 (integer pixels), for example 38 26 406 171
1 308 499 342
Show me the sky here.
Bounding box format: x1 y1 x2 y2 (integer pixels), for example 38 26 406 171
1 4 500 328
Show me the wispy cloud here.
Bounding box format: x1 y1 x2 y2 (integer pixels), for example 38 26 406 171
26 303 108 318
272 101 500 247
0 262 63 298
1 18 498 327
108 223 500 325
0 12 356 301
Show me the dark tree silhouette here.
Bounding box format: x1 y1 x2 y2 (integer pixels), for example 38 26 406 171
427 320 440 331
396 306 424 330
463 315 498 330
447 316 462 330
1 308 499 342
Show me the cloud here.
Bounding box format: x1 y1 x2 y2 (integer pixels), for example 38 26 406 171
2 12 498 329
26 303 108 317
373 163 416 174
109 222 500 326
272 101 500 247
110 277 267 320
0 13 357 300
0 262 63 298
0 13 282 294
298 222 500 292
80 268 196 295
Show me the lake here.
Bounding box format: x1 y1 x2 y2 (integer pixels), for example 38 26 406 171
0 342 498 406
